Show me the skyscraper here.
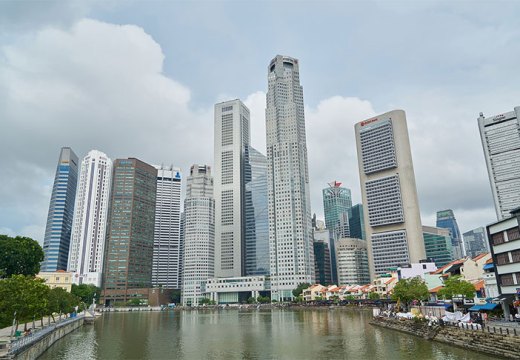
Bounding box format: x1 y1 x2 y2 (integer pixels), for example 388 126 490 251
214 100 250 278
313 221 332 285
349 204 366 240
102 158 157 305
422 226 453 267
355 110 425 278
436 209 464 259
41 147 78 272
67 150 112 286
181 165 215 306
244 146 269 276
478 107 520 220
463 227 489 258
336 238 370 286
266 55 314 301
152 165 182 289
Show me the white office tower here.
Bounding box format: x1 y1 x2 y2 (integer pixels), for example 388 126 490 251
68 150 112 287
152 165 182 289
266 55 314 301
181 165 215 306
336 238 370 286
214 100 250 278
355 110 425 278
478 107 520 220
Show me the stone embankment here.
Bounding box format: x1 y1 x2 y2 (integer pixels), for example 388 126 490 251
370 316 520 359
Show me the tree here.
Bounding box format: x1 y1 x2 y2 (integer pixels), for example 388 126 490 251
71 284 101 305
127 298 141 307
368 292 380 300
345 295 356 301
47 287 79 317
292 283 311 298
437 276 475 300
257 296 270 304
247 296 256 304
391 277 429 310
169 290 181 304
0 235 44 278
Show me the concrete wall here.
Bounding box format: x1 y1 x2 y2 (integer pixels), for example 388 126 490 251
371 316 520 359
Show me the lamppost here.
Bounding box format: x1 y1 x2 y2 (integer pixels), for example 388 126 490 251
10 311 17 341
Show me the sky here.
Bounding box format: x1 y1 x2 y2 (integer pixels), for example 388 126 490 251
1 0 519 244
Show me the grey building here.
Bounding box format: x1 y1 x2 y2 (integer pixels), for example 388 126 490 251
336 238 370 286
349 204 366 240
463 227 490 259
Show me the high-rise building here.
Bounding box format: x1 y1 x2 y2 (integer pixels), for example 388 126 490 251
436 209 464 259
355 110 425 278
152 165 182 289
102 158 157 305
336 238 370 286
214 100 250 278
422 226 453 268
478 107 520 220
349 204 366 240
266 55 314 301
463 227 490 258
67 150 112 286
181 165 215 306
244 146 269 276
41 147 78 272
313 223 332 286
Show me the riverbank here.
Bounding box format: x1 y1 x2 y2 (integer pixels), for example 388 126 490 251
370 316 520 359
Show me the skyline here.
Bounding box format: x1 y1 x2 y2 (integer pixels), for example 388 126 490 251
2 1 520 243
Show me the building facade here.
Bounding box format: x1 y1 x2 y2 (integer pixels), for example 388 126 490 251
478 107 520 220
436 209 464 260
152 165 182 289
463 227 490 259
313 226 332 286
244 146 269 276
266 55 314 300
67 150 112 287
37 270 73 292
181 165 215 306
214 100 250 278
349 204 366 240
102 158 157 305
422 225 453 267
355 110 425 278
336 238 370 286
41 147 78 272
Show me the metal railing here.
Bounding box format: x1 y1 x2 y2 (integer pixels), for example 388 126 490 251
442 320 520 336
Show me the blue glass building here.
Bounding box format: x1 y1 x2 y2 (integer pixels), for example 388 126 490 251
41 147 78 271
244 146 269 276
349 204 366 240
436 209 464 259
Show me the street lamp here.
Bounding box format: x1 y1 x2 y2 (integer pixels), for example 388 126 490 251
10 311 17 341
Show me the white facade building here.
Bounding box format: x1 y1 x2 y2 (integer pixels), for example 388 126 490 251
152 165 182 289
67 150 112 287
181 165 215 306
397 262 437 280
266 55 315 301
478 107 520 220
206 276 268 304
336 238 370 286
355 110 425 278
214 100 250 278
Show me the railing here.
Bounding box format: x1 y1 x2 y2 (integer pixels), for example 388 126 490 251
8 315 84 354
442 320 520 336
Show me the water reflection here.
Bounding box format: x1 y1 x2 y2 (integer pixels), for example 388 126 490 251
40 309 495 360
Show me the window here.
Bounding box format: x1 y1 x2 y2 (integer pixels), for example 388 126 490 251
496 253 510 265
500 274 514 286
492 232 505 246
507 227 520 241
511 250 520 263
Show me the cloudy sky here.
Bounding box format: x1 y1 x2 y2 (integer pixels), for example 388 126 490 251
1 0 519 244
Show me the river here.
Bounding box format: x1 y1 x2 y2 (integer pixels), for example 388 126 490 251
39 308 495 359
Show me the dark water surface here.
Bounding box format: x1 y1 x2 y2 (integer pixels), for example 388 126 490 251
39 309 496 359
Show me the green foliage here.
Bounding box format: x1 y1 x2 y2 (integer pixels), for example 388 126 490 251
169 290 181 304
127 298 141 307
345 295 356 301
257 296 270 304
247 297 256 304
48 287 79 314
0 235 44 278
71 284 100 305
292 283 311 298
199 298 216 305
314 296 323 301
391 277 429 306
437 276 475 300
368 292 381 300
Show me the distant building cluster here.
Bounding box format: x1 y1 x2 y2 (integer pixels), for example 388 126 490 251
37 57 520 314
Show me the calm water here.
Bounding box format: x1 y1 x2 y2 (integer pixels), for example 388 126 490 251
40 309 495 360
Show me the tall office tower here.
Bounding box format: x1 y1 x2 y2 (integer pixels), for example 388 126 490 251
436 210 464 259
214 100 250 278
41 147 78 272
181 165 215 306
355 110 425 278
336 238 370 286
67 150 112 286
244 146 269 276
422 226 453 267
463 227 490 258
266 55 314 301
313 223 332 285
152 165 182 289
102 158 157 305
349 204 366 240
478 107 520 220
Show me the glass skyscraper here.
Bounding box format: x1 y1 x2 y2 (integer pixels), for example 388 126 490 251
349 204 366 240
463 227 490 258
423 226 453 267
436 209 464 259
244 146 269 276
41 147 78 272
